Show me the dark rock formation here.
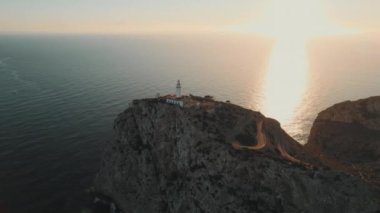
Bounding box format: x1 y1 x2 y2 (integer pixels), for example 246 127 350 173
306 96 380 188
95 96 379 213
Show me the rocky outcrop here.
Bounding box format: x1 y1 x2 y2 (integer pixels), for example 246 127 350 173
95 96 379 213
306 96 380 188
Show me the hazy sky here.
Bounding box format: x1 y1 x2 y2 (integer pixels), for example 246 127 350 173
0 0 378 34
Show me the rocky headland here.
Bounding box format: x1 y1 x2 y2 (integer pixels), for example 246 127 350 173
306 96 380 189
94 95 380 213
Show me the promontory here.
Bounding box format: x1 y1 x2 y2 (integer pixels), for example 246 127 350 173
94 95 380 213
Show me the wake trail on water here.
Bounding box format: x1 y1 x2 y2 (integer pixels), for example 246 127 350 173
0 57 12 67
0 57 41 94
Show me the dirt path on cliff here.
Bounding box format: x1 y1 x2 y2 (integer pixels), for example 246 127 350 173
231 120 302 164
232 120 267 150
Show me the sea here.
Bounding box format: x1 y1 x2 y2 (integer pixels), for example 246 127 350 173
0 33 379 212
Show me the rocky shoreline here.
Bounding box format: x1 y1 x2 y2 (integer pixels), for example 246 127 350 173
306 96 380 189
93 95 380 213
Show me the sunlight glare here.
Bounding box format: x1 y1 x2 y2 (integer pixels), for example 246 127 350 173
256 0 352 123
264 38 308 122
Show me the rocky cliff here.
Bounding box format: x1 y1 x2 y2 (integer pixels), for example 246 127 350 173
306 96 380 188
94 96 379 213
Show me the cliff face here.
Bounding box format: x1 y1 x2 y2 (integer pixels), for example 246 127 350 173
95 97 379 213
306 96 380 188
313 96 380 131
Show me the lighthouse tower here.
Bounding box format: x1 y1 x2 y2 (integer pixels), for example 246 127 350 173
176 80 181 98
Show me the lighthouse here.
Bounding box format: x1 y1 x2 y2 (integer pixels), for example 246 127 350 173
165 80 184 107
176 80 181 98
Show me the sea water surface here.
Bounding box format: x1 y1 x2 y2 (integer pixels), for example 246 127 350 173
0 34 379 212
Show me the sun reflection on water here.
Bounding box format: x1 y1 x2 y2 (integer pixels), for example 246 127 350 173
262 38 308 123
249 0 353 126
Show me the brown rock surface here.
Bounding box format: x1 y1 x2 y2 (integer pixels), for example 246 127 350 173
95 96 379 213
306 96 380 188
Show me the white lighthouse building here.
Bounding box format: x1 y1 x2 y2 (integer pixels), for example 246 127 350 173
176 80 181 98
165 80 184 107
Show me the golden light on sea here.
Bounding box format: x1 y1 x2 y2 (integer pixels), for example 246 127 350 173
251 0 353 123
263 38 308 123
